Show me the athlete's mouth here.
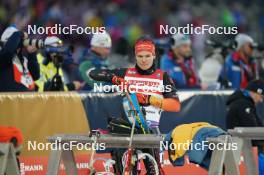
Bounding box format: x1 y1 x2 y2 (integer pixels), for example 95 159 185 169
141 63 149 66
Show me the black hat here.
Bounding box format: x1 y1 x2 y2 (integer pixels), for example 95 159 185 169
246 79 264 96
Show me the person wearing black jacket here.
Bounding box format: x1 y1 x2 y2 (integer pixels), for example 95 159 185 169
226 79 264 174
226 79 264 128
0 26 40 92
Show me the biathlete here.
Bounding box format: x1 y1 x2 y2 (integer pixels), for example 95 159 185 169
88 36 181 175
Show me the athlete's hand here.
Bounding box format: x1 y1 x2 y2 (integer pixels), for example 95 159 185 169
136 93 150 105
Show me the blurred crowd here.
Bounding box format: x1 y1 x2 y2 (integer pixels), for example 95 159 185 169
0 0 264 92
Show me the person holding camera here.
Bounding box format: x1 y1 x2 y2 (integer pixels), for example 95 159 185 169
0 25 40 92
219 33 258 89
35 36 83 91
160 33 200 89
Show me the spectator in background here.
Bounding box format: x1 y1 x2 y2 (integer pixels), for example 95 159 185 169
260 59 264 79
160 34 200 89
0 26 40 92
219 33 258 89
79 32 112 90
226 79 264 129
199 49 223 90
226 79 264 174
35 36 83 91
108 37 133 69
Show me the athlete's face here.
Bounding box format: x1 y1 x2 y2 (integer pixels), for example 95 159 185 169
136 51 155 70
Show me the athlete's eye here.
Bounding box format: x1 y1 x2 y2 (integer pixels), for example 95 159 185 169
145 54 151 58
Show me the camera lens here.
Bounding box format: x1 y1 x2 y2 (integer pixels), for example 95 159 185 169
23 38 44 49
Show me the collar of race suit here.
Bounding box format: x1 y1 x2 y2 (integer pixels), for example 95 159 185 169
135 63 156 75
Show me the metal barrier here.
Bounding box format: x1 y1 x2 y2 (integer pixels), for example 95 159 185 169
0 143 20 175
207 135 241 175
46 134 164 175
228 127 264 175
46 128 264 175
208 127 264 175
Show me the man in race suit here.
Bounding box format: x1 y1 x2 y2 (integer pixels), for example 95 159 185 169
89 36 181 175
